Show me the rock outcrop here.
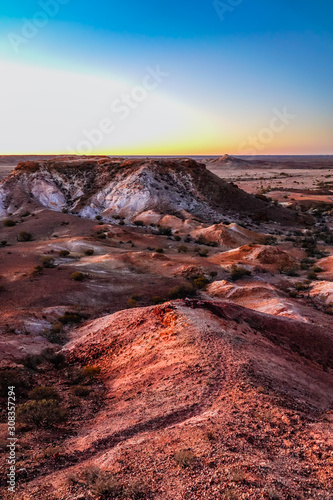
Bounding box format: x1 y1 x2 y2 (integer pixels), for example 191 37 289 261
0 156 301 224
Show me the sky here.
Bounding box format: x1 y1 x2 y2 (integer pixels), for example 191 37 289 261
0 0 332 155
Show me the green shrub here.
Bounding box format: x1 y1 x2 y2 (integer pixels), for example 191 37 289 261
193 276 209 289
58 312 81 324
230 265 251 281
71 385 90 397
31 265 43 277
1 240 7 247
97 233 106 239
17 231 33 242
21 354 43 371
168 284 196 300
40 256 55 268
152 296 164 304
41 349 66 368
59 250 70 257
174 235 181 241
158 226 172 236
134 220 144 227
3 219 16 227
128 298 138 308
155 248 164 254
178 244 188 253
17 399 67 427
84 249 94 256
28 385 61 401
70 272 86 281
198 248 209 257
307 270 318 281
95 215 102 221
0 369 28 397
21 211 31 217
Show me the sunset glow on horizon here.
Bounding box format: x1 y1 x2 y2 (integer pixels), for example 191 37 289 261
0 0 332 156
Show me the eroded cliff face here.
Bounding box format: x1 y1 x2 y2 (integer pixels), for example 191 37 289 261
0 156 300 224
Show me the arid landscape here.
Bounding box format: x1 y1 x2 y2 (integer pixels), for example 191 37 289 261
0 155 332 499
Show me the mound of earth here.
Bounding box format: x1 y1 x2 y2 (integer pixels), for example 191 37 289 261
206 280 305 320
191 223 267 250
9 300 332 499
0 156 303 225
209 244 298 273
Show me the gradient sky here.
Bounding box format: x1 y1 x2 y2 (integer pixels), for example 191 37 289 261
0 0 332 155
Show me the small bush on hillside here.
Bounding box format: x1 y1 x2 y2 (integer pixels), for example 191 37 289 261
70 385 90 397
59 250 70 257
21 211 31 217
128 298 138 308
3 219 16 227
40 256 55 268
21 354 43 371
41 349 66 368
70 271 86 281
17 231 33 242
307 270 318 281
17 399 67 427
198 248 209 257
230 265 251 281
158 226 172 236
174 235 181 241
174 449 196 468
178 244 188 253
95 215 102 221
1 240 7 247
84 249 94 256
58 312 82 324
28 386 61 401
134 220 144 227
193 276 209 289
155 247 164 254
152 296 164 305
0 368 28 397
168 284 196 300
31 265 43 277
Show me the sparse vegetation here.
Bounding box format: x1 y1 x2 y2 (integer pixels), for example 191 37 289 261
70 271 86 281
28 385 61 401
40 255 55 268
17 399 67 427
3 219 16 227
174 449 196 468
178 244 188 253
59 249 70 257
168 284 196 299
230 264 251 281
17 231 33 242
84 248 94 256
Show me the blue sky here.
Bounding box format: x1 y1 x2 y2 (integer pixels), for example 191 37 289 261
0 0 332 154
